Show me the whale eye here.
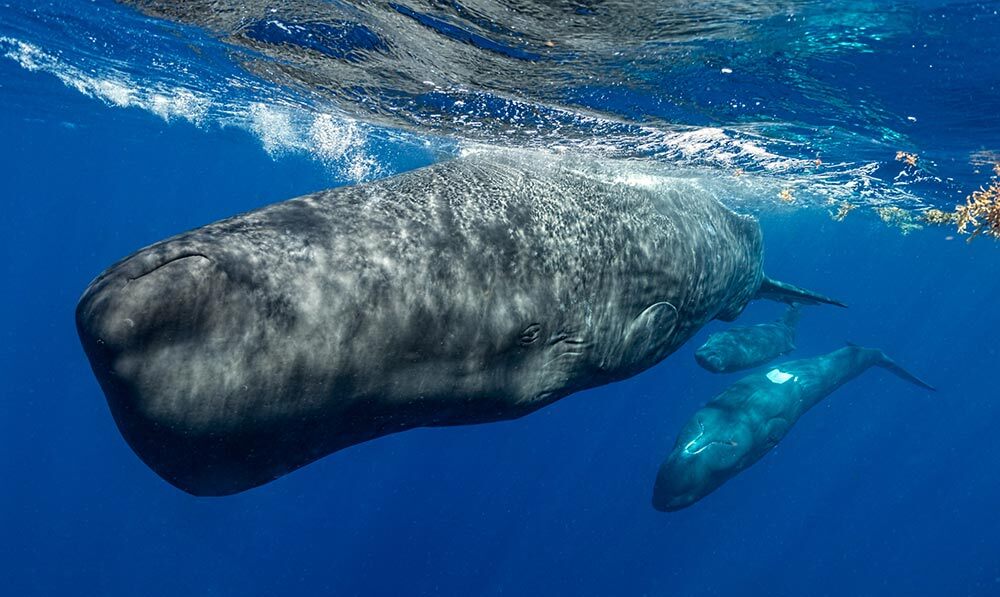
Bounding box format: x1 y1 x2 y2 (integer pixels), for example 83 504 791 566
519 323 542 346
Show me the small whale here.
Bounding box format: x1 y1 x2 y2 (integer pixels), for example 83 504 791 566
76 152 845 496
653 344 934 512
694 304 802 373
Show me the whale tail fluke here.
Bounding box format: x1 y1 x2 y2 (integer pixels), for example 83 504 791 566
877 351 936 391
756 276 847 308
847 343 936 391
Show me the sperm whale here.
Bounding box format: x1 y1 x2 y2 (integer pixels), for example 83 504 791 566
76 152 845 495
654 344 933 512
695 305 802 373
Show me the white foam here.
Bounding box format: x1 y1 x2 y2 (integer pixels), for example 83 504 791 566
248 103 302 156
3 36 209 124
1 36 379 181
1 34 938 202
311 113 356 160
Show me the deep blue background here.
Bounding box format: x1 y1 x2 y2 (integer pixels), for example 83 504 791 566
2 33 999 597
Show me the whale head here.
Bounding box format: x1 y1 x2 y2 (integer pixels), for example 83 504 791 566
652 408 751 511
693 341 727 373
75 221 324 496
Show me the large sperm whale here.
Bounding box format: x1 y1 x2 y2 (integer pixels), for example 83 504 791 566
76 152 845 496
694 304 801 373
653 344 934 512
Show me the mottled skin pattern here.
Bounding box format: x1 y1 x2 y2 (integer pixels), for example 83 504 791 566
77 153 832 496
695 305 800 373
653 345 934 511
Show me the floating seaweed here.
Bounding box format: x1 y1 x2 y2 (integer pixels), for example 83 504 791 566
778 188 795 203
876 206 923 235
921 208 959 226
895 151 919 168
919 163 1000 242
832 201 856 221
955 175 1000 241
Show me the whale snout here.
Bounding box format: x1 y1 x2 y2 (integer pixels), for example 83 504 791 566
652 451 708 512
694 347 725 373
76 244 275 495
77 252 217 363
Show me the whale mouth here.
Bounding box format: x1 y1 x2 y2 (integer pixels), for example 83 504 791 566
681 420 739 456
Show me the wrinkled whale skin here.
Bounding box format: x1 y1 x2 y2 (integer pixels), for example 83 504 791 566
78 155 798 495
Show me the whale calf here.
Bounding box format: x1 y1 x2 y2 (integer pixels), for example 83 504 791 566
653 344 934 511
695 304 802 373
76 152 845 496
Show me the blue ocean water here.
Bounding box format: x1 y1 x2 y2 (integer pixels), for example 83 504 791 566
2 1 999 595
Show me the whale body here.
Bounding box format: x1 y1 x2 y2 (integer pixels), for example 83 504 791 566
695 305 801 373
653 344 934 511
76 152 844 496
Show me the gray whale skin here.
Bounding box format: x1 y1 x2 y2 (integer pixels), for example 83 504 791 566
654 344 934 512
695 304 801 373
76 154 843 496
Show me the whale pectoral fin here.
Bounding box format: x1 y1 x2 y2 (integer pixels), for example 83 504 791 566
621 301 679 368
763 417 791 448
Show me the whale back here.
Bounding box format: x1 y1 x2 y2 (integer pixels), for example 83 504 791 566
77 152 767 495
654 344 933 510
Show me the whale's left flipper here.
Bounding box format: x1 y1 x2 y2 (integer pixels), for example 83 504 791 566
756 275 847 308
